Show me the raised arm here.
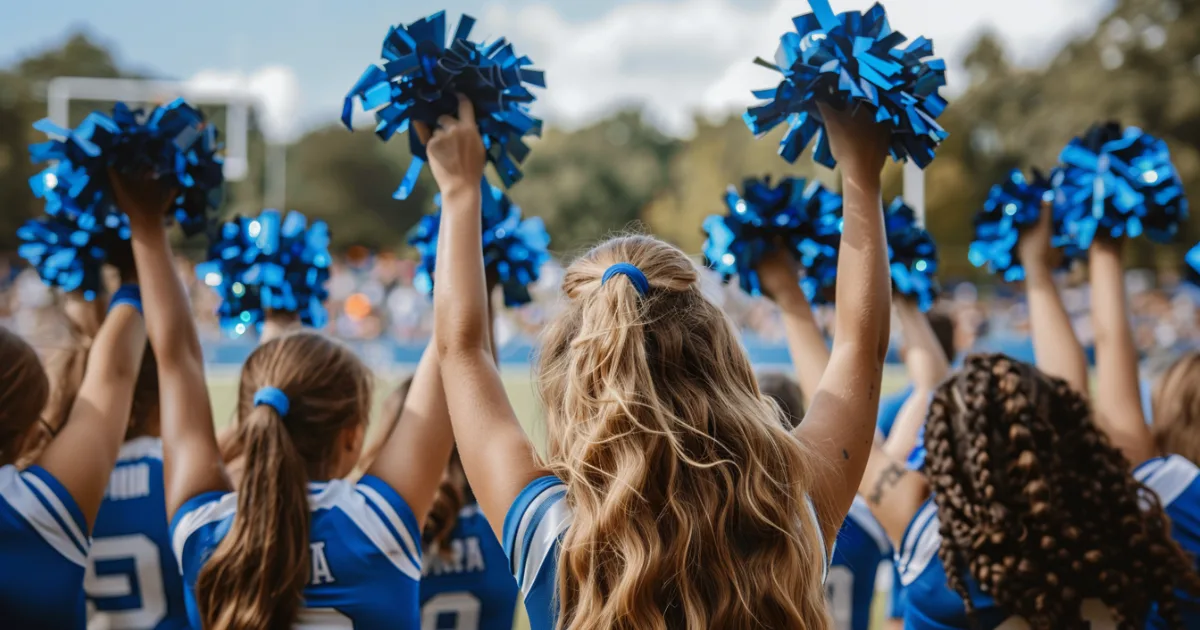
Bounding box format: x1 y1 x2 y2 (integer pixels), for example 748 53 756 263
794 105 892 533
35 296 146 530
424 97 545 537
858 440 928 545
883 300 950 462
1020 202 1089 396
1089 238 1156 466
757 250 830 402
116 174 229 519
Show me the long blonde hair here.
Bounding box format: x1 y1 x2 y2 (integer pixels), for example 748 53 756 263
1151 351 1200 465
196 331 372 630
535 235 830 630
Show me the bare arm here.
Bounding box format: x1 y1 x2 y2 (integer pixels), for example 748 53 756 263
758 250 830 403
118 176 229 519
36 302 146 530
423 99 545 538
1089 239 1156 466
1020 202 1089 396
858 441 928 546
794 105 892 541
883 300 949 461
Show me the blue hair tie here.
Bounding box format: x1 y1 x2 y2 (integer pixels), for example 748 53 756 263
253 387 290 417
601 263 649 296
108 285 143 315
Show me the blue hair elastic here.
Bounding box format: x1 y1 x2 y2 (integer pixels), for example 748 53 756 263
601 263 649 296
108 285 143 315
253 387 290 417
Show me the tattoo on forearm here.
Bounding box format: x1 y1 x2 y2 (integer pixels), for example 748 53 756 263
868 463 906 506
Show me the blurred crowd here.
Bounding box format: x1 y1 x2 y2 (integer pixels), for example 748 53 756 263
2 253 1199 364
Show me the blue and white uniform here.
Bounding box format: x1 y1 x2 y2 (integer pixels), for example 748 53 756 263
419 502 519 630
503 476 830 630
86 437 188 630
1135 454 1200 628
827 497 892 630
170 474 423 628
897 499 1125 629
0 464 90 629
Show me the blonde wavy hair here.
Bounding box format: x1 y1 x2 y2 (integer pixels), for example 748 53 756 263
535 235 831 630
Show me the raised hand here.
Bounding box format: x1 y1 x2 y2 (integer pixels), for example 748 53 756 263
817 103 889 179
1017 201 1061 272
414 94 486 199
109 169 177 226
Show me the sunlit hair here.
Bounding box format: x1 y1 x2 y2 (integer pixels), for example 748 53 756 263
0 326 50 466
196 331 373 630
23 296 159 465
354 377 469 558
536 234 830 630
1151 351 1200 466
923 353 1200 628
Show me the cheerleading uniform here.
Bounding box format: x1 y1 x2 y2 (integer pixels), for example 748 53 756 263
419 503 519 630
1134 455 1200 628
0 464 90 629
171 475 423 629
828 497 892 630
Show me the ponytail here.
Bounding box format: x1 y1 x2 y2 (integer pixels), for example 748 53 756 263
424 450 469 558
196 404 311 630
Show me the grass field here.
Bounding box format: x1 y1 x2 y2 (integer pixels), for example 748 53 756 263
206 366 911 630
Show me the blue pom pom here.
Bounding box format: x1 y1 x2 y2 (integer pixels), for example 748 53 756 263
343 11 546 199
702 176 843 300
409 182 551 307
1186 242 1200 287
967 168 1080 282
744 0 948 169
196 210 332 338
1055 122 1189 249
17 212 130 301
885 198 939 311
29 99 224 237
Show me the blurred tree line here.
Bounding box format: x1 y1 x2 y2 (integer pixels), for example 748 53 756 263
1 0 1197 280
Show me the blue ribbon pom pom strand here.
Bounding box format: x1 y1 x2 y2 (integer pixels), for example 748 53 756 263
17 212 130 302
744 0 948 169
702 176 843 300
195 210 332 338
343 11 546 200
1055 122 1188 250
408 182 551 307
29 99 224 237
885 197 939 311
1187 242 1200 287
967 168 1079 282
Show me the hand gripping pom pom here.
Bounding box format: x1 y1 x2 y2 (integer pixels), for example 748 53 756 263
702 176 843 301
28 99 224 238
343 11 546 199
195 210 332 338
967 168 1080 282
408 182 551 307
885 198 939 312
744 0 948 169
17 213 130 302
1055 122 1188 250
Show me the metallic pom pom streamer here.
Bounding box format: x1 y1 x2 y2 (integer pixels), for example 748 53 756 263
343 11 546 199
885 197 939 312
17 213 130 302
744 0 948 169
967 168 1080 282
195 210 332 338
408 182 551 307
1055 122 1188 250
29 99 224 238
702 176 843 299
1186 243 1200 288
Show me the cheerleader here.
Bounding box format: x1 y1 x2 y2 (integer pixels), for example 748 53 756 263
117 174 456 629
0 280 146 627
426 96 892 629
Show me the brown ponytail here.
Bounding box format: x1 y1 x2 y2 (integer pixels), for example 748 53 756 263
0 326 50 466
196 331 372 630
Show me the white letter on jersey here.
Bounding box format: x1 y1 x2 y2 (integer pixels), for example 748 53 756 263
310 542 335 585
465 537 485 573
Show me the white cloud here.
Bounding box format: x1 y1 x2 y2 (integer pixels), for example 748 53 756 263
481 0 1114 136
185 65 301 143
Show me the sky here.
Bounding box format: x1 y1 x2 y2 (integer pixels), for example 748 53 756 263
0 0 1117 143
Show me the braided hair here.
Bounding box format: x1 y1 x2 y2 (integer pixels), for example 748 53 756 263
922 353 1200 629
